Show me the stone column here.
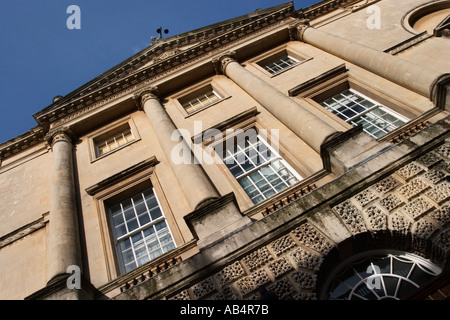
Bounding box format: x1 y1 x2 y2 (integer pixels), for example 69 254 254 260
213 53 338 153
135 87 219 211
46 129 82 284
292 21 450 109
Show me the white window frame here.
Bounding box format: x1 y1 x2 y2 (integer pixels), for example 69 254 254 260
95 126 135 158
181 88 222 115
88 117 141 163
108 187 177 274
261 54 300 76
320 88 409 139
218 131 303 204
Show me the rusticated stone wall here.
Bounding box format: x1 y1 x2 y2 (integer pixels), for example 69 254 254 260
166 141 450 301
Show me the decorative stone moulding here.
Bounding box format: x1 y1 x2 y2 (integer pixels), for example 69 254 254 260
45 127 76 148
2 1 366 160
0 214 48 249
212 51 237 75
34 2 295 126
0 127 46 160
288 19 310 42
112 116 450 301
402 0 450 35
133 86 160 110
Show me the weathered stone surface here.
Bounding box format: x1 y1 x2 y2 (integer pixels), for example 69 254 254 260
4 0 450 301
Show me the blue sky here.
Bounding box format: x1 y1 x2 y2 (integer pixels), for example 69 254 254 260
0 0 321 144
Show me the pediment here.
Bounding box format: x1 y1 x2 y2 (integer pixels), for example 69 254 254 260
34 2 296 124
134 44 196 72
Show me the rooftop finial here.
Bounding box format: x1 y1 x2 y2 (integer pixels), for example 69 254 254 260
151 27 169 44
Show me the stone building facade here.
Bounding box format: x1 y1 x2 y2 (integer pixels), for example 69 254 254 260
0 0 449 300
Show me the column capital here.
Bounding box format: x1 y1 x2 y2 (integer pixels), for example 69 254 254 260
133 86 160 110
45 127 76 148
430 73 450 110
212 51 237 76
288 19 310 42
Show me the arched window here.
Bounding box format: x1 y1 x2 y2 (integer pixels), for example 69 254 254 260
320 250 442 300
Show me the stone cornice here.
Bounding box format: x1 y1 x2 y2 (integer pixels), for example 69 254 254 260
85 156 159 196
33 2 296 126
302 0 358 20
0 213 48 249
0 126 47 161
35 8 292 127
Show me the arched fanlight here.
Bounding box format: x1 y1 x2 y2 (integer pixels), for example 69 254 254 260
321 250 442 300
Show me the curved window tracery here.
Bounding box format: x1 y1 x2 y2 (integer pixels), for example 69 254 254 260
321 250 442 300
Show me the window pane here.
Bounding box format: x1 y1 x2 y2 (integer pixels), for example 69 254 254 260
184 104 195 114
248 188 261 200
263 189 276 199
144 227 158 250
229 164 244 177
95 126 134 157
121 200 134 220
131 233 144 251
138 213 150 226
150 207 162 221
320 89 408 139
259 165 275 178
220 132 302 204
182 89 221 114
274 181 288 192
116 135 126 147
109 189 176 274
119 239 134 265
125 129 134 142
137 256 150 267
249 171 263 183
252 195 265 204
144 194 158 211
112 212 124 226
133 197 147 216
115 224 127 238
121 249 134 265
119 238 132 251
263 55 299 75
125 262 137 273
238 177 252 188
240 160 255 173
106 137 117 150
97 143 109 156
155 220 167 231
258 182 272 193
127 218 139 233
143 226 155 238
